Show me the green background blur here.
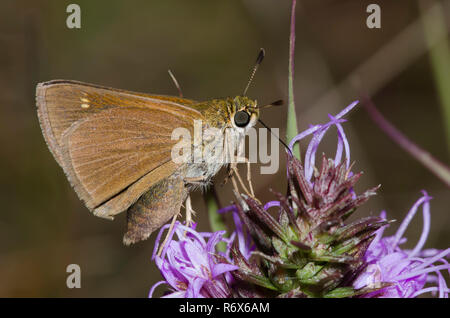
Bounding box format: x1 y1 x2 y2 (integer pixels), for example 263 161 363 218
0 0 448 297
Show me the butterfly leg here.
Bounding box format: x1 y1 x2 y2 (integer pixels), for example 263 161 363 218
221 165 234 186
168 70 183 97
185 195 197 227
156 195 196 256
243 157 255 197
157 210 180 256
184 176 207 184
229 156 255 197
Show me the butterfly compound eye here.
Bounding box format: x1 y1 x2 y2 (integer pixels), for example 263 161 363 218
234 111 250 127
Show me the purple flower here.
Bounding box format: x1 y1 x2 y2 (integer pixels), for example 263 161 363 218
149 100 449 298
354 191 450 298
149 221 238 298
217 205 254 260
289 100 358 182
224 100 361 255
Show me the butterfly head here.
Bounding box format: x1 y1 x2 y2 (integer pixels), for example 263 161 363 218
231 96 259 131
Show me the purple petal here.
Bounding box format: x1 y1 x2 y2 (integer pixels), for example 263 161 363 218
148 280 168 298
232 211 252 259
334 126 344 165
353 263 381 289
205 231 226 255
304 118 346 181
174 222 207 248
412 287 440 297
438 272 447 298
211 263 239 278
217 205 237 214
392 194 432 248
414 248 450 271
181 242 208 273
394 264 450 281
264 201 281 210
304 126 328 181
152 223 174 260
186 277 206 298
417 248 444 258
288 124 321 153
409 191 431 257
369 211 388 251
177 266 203 279
158 259 187 289
162 291 187 298
379 255 414 279
335 100 359 119
334 121 351 169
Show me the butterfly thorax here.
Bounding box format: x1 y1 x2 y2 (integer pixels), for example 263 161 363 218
182 96 259 187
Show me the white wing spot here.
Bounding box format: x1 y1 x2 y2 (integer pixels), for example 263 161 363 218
80 97 90 109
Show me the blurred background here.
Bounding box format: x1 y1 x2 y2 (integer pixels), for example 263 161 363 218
0 0 449 297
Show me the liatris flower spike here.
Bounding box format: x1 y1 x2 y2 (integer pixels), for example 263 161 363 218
149 221 238 298
150 101 449 298
354 191 450 298
229 101 392 298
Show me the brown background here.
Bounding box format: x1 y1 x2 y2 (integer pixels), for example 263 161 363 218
0 0 448 297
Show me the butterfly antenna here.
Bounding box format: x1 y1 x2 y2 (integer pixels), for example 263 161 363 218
258 119 292 155
243 48 265 96
257 99 284 109
168 69 183 97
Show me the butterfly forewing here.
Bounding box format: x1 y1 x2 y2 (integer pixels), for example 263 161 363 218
36 80 198 166
37 80 202 217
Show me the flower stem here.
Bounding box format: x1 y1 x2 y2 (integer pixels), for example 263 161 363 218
419 0 450 155
363 98 450 188
287 0 300 160
205 186 227 252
